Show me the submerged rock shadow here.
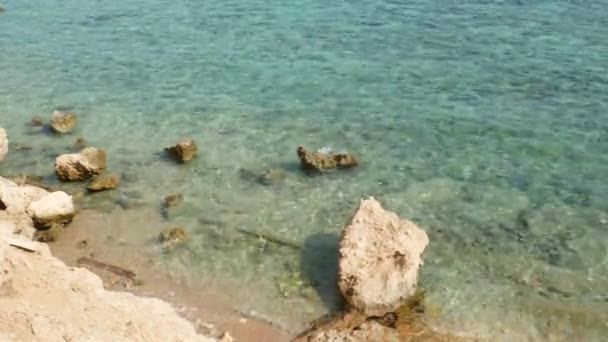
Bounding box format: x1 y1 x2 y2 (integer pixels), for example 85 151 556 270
300 233 345 313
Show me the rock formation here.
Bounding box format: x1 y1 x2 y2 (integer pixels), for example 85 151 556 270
165 138 198 162
87 173 120 192
50 110 78 134
55 147 106 181
0 127 7 162
338 197 429 316
26 191 75 229
296 146 358 172
0 176 215 341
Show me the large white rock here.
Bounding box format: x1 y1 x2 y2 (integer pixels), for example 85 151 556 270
338 197 429 316
26 191 74 229
55 147 106 181
0 127 7 162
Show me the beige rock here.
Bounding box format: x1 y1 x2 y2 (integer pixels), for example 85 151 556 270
0 177 49 214
87 173 120 192
165 138 198 162
55 147 106 181
0 127 7 162
338 197 429 316
0 237 215 342
50 110 78 133
26 191 75 229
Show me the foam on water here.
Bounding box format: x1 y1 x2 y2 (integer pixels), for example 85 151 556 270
1 0 608 339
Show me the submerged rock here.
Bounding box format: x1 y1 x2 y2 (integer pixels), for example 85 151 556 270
338 197 429 316
296 146 358 172
31 116 43 127
55 147 106 181
158 227 187 251
87 173 120 192
26 191 75 230
50 110 78 134
258 168 287 185
239 167 287 186
0 127 8 162
165 138 197 162
74 136 87 149
161 193 184 219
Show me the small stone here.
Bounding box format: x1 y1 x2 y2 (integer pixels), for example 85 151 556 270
50 110 78 134
55 147 106 181
26 191 75 230
296 146 358 172
165 138 197 162
74 137 87 149
87 173 120 192
161 193 184 219
31 116 43 127
258 168 287 186
158 227 187 251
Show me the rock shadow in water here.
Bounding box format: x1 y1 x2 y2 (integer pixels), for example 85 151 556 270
300 233 345 313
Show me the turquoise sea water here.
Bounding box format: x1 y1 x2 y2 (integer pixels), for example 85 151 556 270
1 0 608 339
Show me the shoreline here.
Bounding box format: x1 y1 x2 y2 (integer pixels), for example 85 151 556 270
50 208 293 341
0 175 217 342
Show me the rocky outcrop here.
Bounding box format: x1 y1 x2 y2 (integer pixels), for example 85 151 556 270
165 138 198 162
50 110 78 134
338 197 429 316
0 127 8 162
87 173 120 192
26 191 75 229
55 147 106 181
296 146 358 172
0 178 215 342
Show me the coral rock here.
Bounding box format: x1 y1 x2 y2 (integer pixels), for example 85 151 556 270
338 197 429 316
26 191 75 230
50 110 78 134
165 139 197 162
55 147 106 181
297 146 358 172
87 173 120 192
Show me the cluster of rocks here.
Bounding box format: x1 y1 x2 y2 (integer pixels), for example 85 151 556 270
0 176 216 342
0 176 75 242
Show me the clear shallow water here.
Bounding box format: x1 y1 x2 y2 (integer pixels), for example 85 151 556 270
1 0 608 339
